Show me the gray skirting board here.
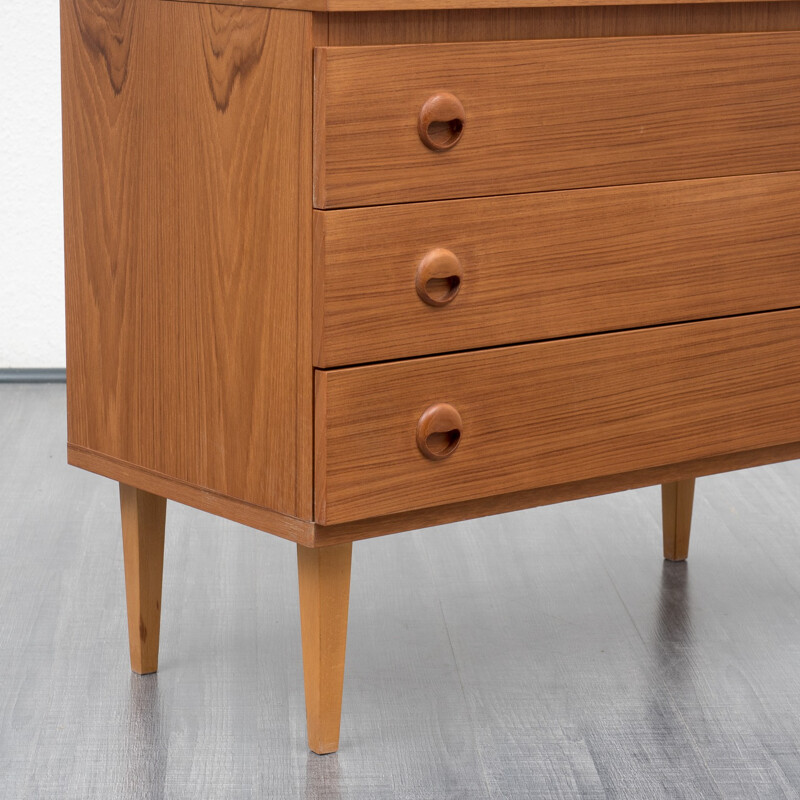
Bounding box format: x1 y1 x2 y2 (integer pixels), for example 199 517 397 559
0 368 66 383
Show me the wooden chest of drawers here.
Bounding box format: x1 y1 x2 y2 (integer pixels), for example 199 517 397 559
61 0 800 754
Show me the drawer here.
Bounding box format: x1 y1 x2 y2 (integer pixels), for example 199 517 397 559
315 309 800 524
314 172 800 367
314 32 800 208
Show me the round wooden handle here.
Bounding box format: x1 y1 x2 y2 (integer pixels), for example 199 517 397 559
416 403 463 461
418 92 465 152
416 248 464 307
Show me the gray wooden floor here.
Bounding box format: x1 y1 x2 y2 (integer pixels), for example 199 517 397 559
2 384 800 799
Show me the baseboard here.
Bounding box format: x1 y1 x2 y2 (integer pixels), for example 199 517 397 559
0 368 67 383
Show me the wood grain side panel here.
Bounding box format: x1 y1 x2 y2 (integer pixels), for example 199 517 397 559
61 0 143 476
61 0 313 518
326 3 800 44
315 310 800 524
314 172 800 366
316 32 800 207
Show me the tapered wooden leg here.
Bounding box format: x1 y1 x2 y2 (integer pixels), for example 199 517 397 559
661 478 695 562
119 483 167 675
297 542 352 755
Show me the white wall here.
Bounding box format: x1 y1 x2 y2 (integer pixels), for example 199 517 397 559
0 3 65 368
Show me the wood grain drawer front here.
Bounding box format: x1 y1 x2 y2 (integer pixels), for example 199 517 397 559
314 172 800 367
315 32 800 208
315 309 800 524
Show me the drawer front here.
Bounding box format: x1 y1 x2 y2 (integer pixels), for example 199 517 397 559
316 309 800 524
315 32 800 208
315 172 800 366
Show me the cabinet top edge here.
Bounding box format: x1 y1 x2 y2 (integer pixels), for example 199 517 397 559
163 0 800 12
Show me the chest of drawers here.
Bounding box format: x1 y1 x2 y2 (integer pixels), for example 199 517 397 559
61 0 800 753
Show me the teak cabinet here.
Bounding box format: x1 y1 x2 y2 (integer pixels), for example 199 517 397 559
61 0 800 753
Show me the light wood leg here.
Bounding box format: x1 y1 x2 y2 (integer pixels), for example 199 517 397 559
120 483 167 675
297 542 352 755
661 478 695 562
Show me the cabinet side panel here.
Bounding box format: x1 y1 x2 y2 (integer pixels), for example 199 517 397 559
61 0 313 518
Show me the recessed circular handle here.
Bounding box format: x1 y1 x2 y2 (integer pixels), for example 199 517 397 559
418 92 465 152
416 248 464 307
416 403 463 461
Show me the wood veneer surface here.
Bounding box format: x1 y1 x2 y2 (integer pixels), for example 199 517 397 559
61 0 314 518
316 310 800 524
324 3 800 45
315 32 800 207
166 0 800 12
314 172 800 366
64 0 800 544
313 441 800 544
